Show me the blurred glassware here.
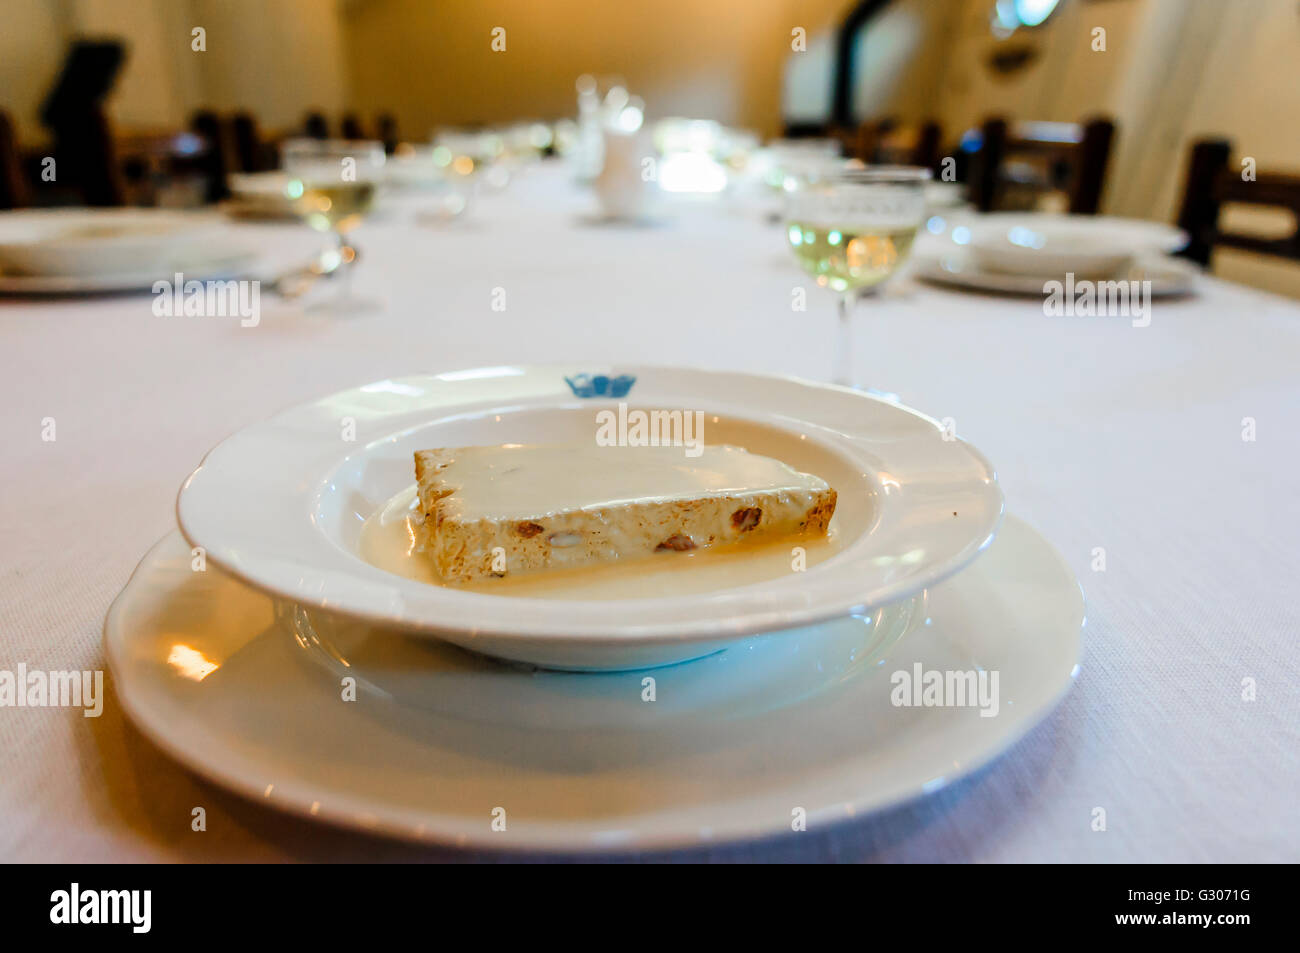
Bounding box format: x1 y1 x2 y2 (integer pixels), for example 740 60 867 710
784 166 930 388
281 138 386 314
659 153 728 194
574 74 631 182
650 118 737 195
383 145 440 189
501 121 553 162
552 119 579 156
431 129 511 192
384 145 471 225
758 138 844 191
717 128 760 170
653 118 725 156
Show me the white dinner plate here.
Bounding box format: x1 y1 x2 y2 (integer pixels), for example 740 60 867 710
104 515 1083 852
912 249 1199 298
176 366 1003 669
0 208 222 277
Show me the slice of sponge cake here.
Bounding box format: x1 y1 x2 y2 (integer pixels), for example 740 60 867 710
414 443 836 584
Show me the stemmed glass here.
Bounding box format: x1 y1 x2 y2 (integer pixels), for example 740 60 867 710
281 139 386 314
785 166 930 389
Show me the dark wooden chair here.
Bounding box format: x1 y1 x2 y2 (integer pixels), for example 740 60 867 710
911 120 943 172
0 111 29 209
340 114 367 141
190 110 231 202
232 112 275 172
303 111 329 139
376 113 399 154
781 122 837 141
853 117 896 164
1176 138 1300 266
114 127 216 206
970 116 1115 215
854 117 942 170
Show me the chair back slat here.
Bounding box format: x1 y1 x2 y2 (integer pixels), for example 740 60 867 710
971 115 1114 215
1177 138 1300 265
0 111 29 209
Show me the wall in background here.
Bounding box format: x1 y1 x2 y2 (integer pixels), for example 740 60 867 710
188 0 348 131
0 0 79 144
342 0 850 140
0 0 347 144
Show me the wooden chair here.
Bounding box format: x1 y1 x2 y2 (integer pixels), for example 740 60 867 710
1176 138 1300 266
854 117 942 170
781 122 837 141
970 116 1115 215
303 112 329 140
340 114 367 141
0 111 29 209
115 127 213 206
232 112 275 172
911 120 943 172
190 110 231 202
852 117 896 164
376 113 399 154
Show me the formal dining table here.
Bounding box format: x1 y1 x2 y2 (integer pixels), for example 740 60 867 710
2 162 1297 862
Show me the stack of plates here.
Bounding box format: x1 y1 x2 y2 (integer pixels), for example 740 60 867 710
224 172 301 221
913 212 1198 297
107 365 1083 851
0 208 255 295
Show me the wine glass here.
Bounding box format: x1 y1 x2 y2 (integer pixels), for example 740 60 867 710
433 130 512 193
785 166 930 389
763 138 843 190
281 139 386 314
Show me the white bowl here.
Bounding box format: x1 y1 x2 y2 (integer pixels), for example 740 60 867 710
968 213 1186 279
176 365 1004 670
0 209 220 277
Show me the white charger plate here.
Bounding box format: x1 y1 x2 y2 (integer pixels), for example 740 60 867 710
0 251 259 296
176 366 1003 669
0 208 222 277
104 515 1083 852
912 249 1198 298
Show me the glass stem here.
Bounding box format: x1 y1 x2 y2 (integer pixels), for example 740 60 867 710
336 231 353 305
835 292 855 388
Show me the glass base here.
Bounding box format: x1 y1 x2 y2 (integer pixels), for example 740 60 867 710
305 293 383 316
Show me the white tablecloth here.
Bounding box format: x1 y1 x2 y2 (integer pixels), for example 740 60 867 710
2 165 1298 862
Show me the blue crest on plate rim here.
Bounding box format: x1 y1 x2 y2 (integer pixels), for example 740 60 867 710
564 373 636 398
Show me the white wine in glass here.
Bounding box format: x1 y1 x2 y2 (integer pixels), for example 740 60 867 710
295 181 377 232
787 223 919 292
282 139 386 314
785 167 929 388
